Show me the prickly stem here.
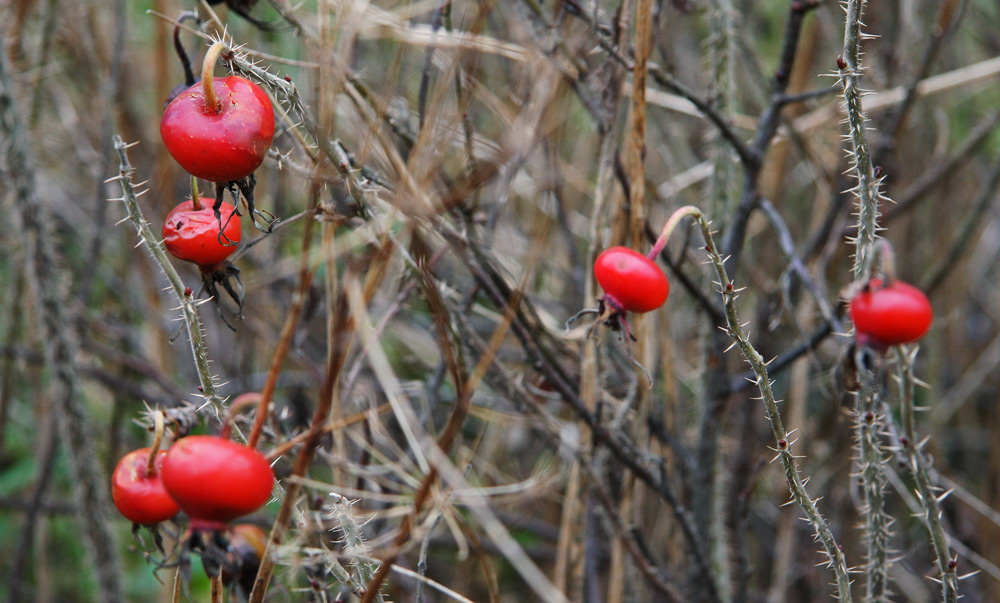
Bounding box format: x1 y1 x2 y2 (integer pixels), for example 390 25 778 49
841 0 882 280
664 208 856 602
897 348 958 602
111 136 227 419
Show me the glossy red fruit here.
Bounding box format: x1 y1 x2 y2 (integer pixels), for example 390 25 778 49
161 436 273 530
160 76 274 183
594 246 669 313
850 279 932 346
111 448 180 525
162 198 241 267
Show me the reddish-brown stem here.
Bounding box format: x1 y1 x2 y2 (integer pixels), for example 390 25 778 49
171 567 182 603
210 574 223 603
244 213 326 450
872 239 897 285
265 402 391 461
144 410 165 475
648 205 703 260
221 392 263 441
201 41 226 113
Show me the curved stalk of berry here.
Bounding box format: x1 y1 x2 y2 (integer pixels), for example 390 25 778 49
872 239 896 285
111 136 225 417
896 347 959 602
841 0 885 281
144 410 166 475
201 40 227 114
648 205 704 260
662 206 853 602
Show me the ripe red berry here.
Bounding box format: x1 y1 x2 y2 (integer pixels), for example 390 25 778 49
161 436 273 530
160 76 274 183
111 448 180 525
594 246 669 314
162 198 242 267
850 278 932 346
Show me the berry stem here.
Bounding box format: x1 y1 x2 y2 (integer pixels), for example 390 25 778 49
872 239 896 285
190 176 202 210
144 410 165 475
201 40 227 114
647 205 703 260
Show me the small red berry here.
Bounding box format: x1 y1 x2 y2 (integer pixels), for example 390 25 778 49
111 448 180 525
850 279 932 346
161 436 273 530
162 198 241 267
160 76 274 183
594 246 669 314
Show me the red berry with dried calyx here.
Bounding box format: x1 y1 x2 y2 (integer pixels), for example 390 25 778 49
162 198 241 268
594 246 670 314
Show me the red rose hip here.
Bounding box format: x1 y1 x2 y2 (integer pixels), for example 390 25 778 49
594 246 670 314
850 279 932 346
160 75 274 183
161 435 273 530
111 448 180 525
162 198 241 267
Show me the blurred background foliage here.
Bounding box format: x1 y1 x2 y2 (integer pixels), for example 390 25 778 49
2 0 1000 601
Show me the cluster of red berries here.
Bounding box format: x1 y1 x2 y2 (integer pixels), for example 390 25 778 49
111 435 273 530
159 44 274 271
